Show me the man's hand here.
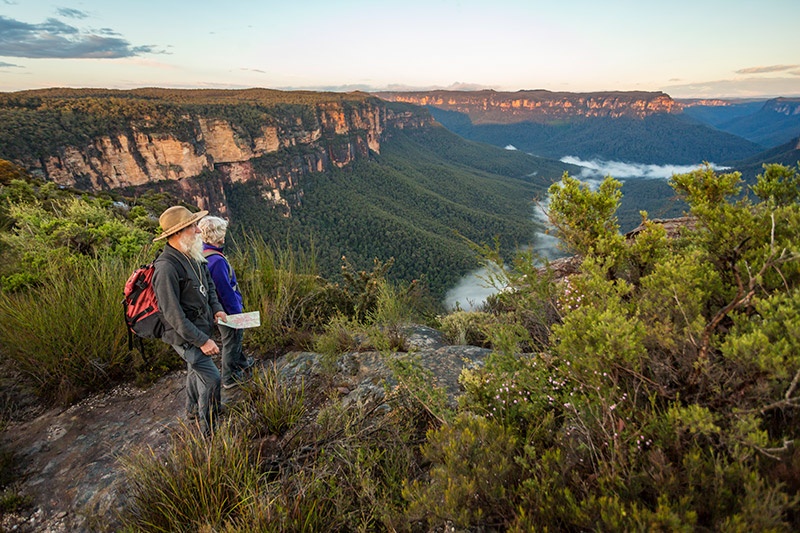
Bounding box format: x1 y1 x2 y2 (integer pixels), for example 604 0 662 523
200 338 220 356
214 311 228 324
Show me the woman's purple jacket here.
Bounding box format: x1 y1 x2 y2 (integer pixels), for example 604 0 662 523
202 243 244 315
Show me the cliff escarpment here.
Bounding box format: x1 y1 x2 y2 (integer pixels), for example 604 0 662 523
696 97 800 149
376 89 680 124
378 89 764 166
0 88 432 214
765 97 800 116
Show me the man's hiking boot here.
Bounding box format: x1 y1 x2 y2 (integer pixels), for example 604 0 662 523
222 369 249 389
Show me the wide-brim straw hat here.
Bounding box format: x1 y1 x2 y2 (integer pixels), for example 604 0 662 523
153 206 209 242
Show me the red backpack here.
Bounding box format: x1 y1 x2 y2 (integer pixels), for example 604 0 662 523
122 254 166 351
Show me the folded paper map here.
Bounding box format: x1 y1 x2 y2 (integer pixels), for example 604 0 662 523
218 311 261 329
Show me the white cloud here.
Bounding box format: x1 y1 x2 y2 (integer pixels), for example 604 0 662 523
663 77 800 99
444 268 498 311
736 65 799 75
560 156 725 181
445 202 563 311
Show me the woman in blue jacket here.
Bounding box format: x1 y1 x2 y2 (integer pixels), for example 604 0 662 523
198 216 255 389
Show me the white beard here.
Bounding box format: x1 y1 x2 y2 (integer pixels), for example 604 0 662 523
178 231 206 263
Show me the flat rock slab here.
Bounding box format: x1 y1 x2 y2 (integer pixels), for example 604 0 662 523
1 372 189 532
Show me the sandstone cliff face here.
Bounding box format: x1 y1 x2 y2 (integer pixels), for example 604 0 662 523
44 132 209 189
377 89 680 124
34 100 431 214
766 97 800 116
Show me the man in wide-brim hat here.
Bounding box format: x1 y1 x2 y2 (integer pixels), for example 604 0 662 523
153 205 208 242
152 206 227 436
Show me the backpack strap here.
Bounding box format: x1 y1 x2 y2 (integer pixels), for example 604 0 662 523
203 249 235 287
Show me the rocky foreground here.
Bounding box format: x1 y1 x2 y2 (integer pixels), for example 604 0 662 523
1 325 487 532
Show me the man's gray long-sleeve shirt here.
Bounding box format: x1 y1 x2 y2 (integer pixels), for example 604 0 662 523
152 243 224 348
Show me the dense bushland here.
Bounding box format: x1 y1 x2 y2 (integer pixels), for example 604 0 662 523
403 162 800 530
116 162 800 531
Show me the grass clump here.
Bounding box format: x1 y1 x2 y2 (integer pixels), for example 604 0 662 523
120 423 262 532
232 235 325 352
438 309 495 346
237 363 306 437
120 381 428 532
0 255 175 405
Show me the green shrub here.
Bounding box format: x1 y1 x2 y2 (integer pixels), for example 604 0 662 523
0 196 152 290
458 351 562 436
0 489 32 515
404 413 520 529
637 249 721 359
407 165 800 530
547 172 625 259
470 244 561 350
722 288 800 378
552 256 647 378
0 448 28 518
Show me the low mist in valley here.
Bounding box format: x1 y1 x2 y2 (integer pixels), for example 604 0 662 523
444 156 718 310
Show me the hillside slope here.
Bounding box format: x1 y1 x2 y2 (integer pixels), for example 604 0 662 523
716 98 800 148
680 98 800 149
725 136 800 182
678 99 766 128
227 125 573 295
428 108 763 164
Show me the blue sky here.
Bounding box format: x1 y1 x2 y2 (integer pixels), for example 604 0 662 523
1 0 799 98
